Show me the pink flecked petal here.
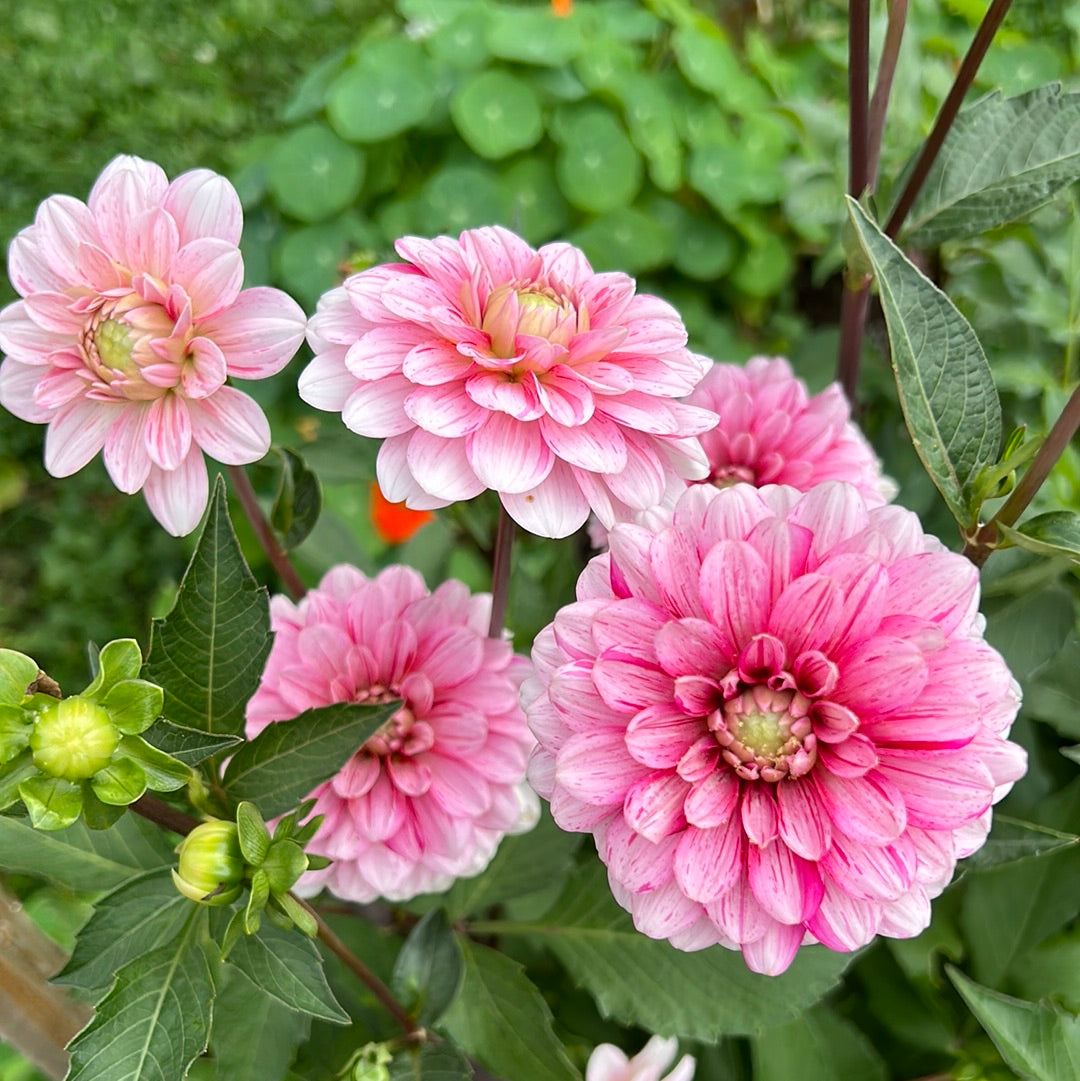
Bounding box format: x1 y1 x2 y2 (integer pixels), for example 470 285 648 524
571 360 635 395
129 206 180 280
103 403 152 493
673 815 744 902
43 400 116 476
706 881 771 944
628 878 703 940
540 413 627 474
623 772 689 843
748 841 824 924
602 816 678 892
143 450 209 536
682 770 739 830
0 302 74 365
532 368 595 426
788 482 871 563
181 338 228 399
145 393 192 471
625 706 706 769
877 885 931 939
406 429 487 503
88 156 169 266
404 382 489 437
298 351 355 412
885 553 980 636
22 291 85 336
812 768 906 845
592 655 674 714
556 729 649 805
875 748 993 829
836 636 928 718
187 386 271 465
462 225 538 286
344 323 427 380
805 881 879 952
604 431 667 510
745 517 813 602
740 919 805 976
500 459 592 538
466 414 554 494
342 376 416 438
619 293 688 352
333 754 381 799
768 573 844 655
700 540 770 651
465 371 545 421
863 689 981 749
401 338 472 385
164 168 243 246
817 733 878 779
198 287 306 379
654 618 732 678
820 831 917 903
740 784 778 847
0 359 56 422
776 778 831 860
170 237 244 318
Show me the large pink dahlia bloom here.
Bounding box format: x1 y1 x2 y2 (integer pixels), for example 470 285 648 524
687 357 895 505
0 155 306 535
587 1037 695 1081
299 226 717 538
246 564 539 902
525 482 1025 975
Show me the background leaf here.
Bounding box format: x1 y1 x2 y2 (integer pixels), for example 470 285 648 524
998 511 1080 562
392 909 464 1026
144 477 272 737
270 448 323 552
141 720 244 767
223 700 400 818
846 198 1002 528
751 1004 888 1081
389 1043 474 1081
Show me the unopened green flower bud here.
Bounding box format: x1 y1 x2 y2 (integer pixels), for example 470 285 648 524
29 697 119 781
172 820 246 905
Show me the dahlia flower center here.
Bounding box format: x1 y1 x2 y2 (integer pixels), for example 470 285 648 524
361 699 433 758
710 463 757 487
481 282 582 360
83 298 178 401
711 684 817 783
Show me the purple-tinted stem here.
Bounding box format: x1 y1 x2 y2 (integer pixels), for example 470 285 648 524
867 0 910 190
488 505 515 638
226 464 306 602
963 383 1080 566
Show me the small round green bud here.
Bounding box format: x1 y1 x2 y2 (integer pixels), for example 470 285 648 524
172 820 245 905
29 697 119 781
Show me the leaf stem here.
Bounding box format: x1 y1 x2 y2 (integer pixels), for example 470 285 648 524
867 0 910 190
962 382 1080 566
130 794 200 836
226 464 306 602
488 505 515 638
884 0 1014 239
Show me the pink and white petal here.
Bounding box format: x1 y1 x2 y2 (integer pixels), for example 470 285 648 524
819 832 916 903
0 302 75 366
740 784 779 847
145 393 193 471
740 920 805 975
103 403 153 493
43 400 117 476
170 237 244 319
143 450 209 536
129 206 181 280
0 359 55 423
556 728 649 805
465 371 544 421
401 338 473 386
298 351 356 411
406 429 487 502
748 841 824 924
603 432 667 510
654 617 732 677
877 885 931 939
462 226 538 286
788 482 871 564
776 778 832 860
885 553 980 636
87 156 169 266
187 386 271 464
181 338 228 399
835 636 928 718
376 433 448 507
344 323 427 380
404 383 489 438
705 880 771 945
768 573 844 655
673 815 745 902
163 168 243 247
602 815 678 892
700 540 771 650
199 287 306 378
341 377 416 438
500 459 592 538
875 748 994 830
539 414 627 474
591 655 673 714
21 291 86 336
618 293 688 353
627 878 703 940
682 771 740 829
466 414 554 493
805 880 880 952
812 768 906 845
625 706 707 769
623 772 689 843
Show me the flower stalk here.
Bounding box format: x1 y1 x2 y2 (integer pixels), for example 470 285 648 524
488 505 515 638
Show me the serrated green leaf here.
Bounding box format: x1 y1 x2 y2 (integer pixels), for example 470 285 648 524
226 920 349 1024
998 511 1080 562
528 862 853 1039
271 448 323 551
948 967 1080 1081
0 813 173 891
441 938 580 1081
451 70 543 160
845 198 1002 527
141 720 244 767
0 648 38 705
223 700 399 818
66 911 219 1081
904 85 1080 247
200 965 311 1081
144 476 272 737
392 909 463 1027
752 1004 887 1081
56 872 191 997
961 816 1079 874
388 1043 474 1081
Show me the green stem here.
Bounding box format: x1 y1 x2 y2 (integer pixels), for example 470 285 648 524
488 505 515 638
226 464 306 602
962 383 1080 566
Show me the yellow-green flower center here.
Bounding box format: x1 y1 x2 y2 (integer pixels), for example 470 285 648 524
730 708 788 759
29 697 119 781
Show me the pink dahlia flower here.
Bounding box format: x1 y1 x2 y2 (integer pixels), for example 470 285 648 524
246 564 539 902
587 1037 695 1081
0 155 306 535
299 225 717 538
525 482 1025 975
687 357 895 505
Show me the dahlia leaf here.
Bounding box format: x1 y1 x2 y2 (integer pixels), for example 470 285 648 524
998 511 1080 563
961 816 1079 874
983 584 1075 683
141 719 243 766
441 938 581 1081
270 447 323 550
144 476 272 737
198 964 311 1081
225 920 349 1024
0 812 172 892
223 699 401 819
56 872 191 997
392 909 464 1026
388 1042 475 1081
66 910 219 1081
751 1004 887 1081
534 862 853 1038
948 967 1080 1081
902 85 1080 248
845 198 1002 529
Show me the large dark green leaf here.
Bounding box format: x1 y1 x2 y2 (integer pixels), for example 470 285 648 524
223 700 399 818
752 1004 887 1081
270 448 323 551
144 477 272 737
998 511 1080 563
392 909 463 1026
141 720 244 767
904 85 1080 247
846 198 1002 528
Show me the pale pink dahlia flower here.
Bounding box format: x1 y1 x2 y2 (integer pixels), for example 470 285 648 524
525 482 1025 975
687 357 895 506
587 1037 695 1081
299 225 717 538
0 155 306 535
246 564 540 902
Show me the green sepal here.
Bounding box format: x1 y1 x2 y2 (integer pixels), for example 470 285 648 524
80 784 128 830
102 679 164 735
262 839 309 895
0 705 33 764
275 891 318 938
0 648 38 706
290 813 325 848
305 854 332 872
0 750 37 810
245 868 270 935
221 909 246 959
263 901 295 932
237 801 271 865
82 639 143 702
18 774 84 830
91 757 148 806
119 734 191 792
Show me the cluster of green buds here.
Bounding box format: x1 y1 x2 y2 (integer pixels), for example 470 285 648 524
0 641 191 830
342 1043 393 1081
172 800 330 944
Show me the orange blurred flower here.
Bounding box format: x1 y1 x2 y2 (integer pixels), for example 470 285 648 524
370 482 434 544
552 0 572 16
